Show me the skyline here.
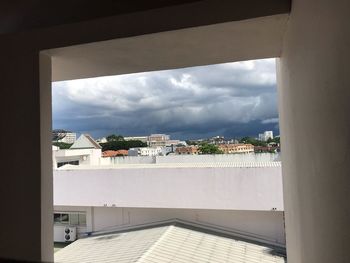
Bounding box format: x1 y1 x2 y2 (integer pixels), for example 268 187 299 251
52 58 279 140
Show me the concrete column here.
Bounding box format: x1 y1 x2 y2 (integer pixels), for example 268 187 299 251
0 47 53 261
40 52 54 262
277 0 350 262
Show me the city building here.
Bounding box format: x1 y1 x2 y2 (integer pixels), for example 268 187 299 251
58 132 76 144
259 131 274 142
148 134 170 147
209 135 225 145
128 147 163 156
52 129 77 144
175 145 199 155
53 134 102 168
219 143 254 154
166 139 182 146
96 137 107 143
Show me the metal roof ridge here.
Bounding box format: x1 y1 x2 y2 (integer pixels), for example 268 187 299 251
137 225 175 263
84 218 285 252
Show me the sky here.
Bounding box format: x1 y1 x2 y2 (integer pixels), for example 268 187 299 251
52 58 279 140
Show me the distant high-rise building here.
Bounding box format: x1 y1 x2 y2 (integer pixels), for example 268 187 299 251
258 131 274 142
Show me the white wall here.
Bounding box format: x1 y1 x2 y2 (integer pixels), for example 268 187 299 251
54 205 93 237
54 166 283 211
106 153 280 165
54 149 102 167
156 153 280 163
0 3 290 261
277 0 350 261
54 206 285 245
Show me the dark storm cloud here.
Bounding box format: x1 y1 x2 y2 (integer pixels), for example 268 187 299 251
52 59 279 139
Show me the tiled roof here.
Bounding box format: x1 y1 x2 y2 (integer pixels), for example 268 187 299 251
55 222 285 263
102 150 128 157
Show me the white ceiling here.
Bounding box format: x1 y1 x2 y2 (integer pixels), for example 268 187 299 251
48 14 289 81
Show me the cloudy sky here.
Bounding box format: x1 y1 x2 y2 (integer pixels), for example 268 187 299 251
52 58 279 140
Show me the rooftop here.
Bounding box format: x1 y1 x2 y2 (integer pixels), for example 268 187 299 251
56 161 281 170
70 134 102 150
54 220 285 263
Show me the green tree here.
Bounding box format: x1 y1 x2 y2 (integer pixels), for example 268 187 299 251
106 134 124 142
53 142 72 149
239 137 267 147
100 140 147 151
198 143 223 154
186 140 198 146
272 136 280 144
266 137 273 143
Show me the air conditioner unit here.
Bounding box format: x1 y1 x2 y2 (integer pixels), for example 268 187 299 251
54 225 77 242
63 227 77 242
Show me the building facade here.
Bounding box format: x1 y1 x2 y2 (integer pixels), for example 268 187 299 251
53 134 102 168
58 132 76 144
148 134 170 147
258 131 274 142
175 145 199 155
128 147 163 156
219 144 254 154
124 136 148 143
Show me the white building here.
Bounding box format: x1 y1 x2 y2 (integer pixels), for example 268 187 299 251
59 132 76 144
148 133 170 147
128 147 163 156
96 137 107 143
259 131 274 141
53 130 77 144
53 134 102 168
124 136 148 143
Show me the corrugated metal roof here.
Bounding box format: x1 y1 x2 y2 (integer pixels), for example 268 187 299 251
55 224 285 263
57 162 281 170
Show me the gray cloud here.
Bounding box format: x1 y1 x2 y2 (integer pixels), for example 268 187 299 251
52 58 279 139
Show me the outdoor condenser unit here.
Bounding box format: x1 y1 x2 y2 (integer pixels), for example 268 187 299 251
64 227 77 242
54 225 77 242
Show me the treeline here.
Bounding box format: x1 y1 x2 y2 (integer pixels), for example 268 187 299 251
198 143 223 154
100 134 147 151
239 136 280 146
100 140 147 151
53 142 73 149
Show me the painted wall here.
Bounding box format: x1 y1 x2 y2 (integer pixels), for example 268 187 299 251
277 0 350 262
55 206 286 245
54 149 102 167
107 153 280 165
54 166 283 211
0 1 291 261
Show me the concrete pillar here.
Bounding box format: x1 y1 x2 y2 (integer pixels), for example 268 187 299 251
0 48 53 261
277 0 350 262
40 52 54 262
